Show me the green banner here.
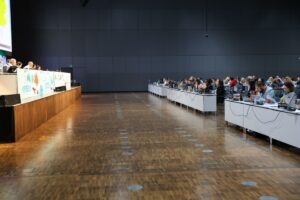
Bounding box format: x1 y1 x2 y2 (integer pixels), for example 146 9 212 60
0 50 6 65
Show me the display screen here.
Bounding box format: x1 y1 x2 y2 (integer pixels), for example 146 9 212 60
0 0 12 52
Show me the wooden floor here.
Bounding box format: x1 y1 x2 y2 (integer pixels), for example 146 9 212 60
0 93 300 200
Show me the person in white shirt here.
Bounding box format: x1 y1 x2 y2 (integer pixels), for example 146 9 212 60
23 61 34 69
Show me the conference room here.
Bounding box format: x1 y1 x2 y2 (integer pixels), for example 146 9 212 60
0 0 300 199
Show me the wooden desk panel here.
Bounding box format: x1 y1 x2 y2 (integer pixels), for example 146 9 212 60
0 87 81 142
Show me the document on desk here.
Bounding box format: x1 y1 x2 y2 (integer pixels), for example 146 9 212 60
263 103 278 108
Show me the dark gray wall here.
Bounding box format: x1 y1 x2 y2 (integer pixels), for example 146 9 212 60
12 0 300 92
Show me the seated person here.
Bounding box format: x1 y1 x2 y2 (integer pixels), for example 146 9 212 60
271 76 284 88
203 79 214 93
248 77 257 96
16 61 23 68
178 80 186 90
223 76 230 86
32 64 40 70
35 65 42 70
216 79 225 103
194 79 201 92
11 61 23 72
229 77 237 88
254 81 276 104
163 78 168 86
6 58 17 73
266 76 274 86
186 78 194 91
23 61 34 69
280 82 297 108
296 76 300 85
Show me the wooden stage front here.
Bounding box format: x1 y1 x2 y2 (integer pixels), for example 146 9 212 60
0 86 81 142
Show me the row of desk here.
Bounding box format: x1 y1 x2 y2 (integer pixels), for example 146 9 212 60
148 84 167 97
225 99 300 148
148 84 300 148
148 84 216 112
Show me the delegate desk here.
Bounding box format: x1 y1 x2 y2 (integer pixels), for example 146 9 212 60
166 88 216 112
225 99 300 148
148 84 167 97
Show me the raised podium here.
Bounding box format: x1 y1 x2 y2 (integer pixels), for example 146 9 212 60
0 69 81 142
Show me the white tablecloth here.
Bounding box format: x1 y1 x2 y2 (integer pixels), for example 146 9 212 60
225 99 300 148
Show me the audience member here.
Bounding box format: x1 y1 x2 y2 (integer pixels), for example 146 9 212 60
266 76 274 86
254 81 276 104
203 79 214 93
296 77 300 98
229 77 236 87
153 74 300 109
280 82 297 108
194 79 201 92
216 79 225 103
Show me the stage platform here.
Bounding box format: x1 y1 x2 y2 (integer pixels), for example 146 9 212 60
0 86 81 142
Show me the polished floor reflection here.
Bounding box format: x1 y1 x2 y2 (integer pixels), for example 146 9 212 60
0 93 300 200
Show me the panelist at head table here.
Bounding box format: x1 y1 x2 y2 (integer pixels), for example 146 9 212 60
23 61 34 69
6 58 18 73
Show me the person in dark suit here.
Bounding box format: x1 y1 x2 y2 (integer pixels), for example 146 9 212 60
204 79 214 94
6 58 18 73
296 77 300 98
216 79 225 103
